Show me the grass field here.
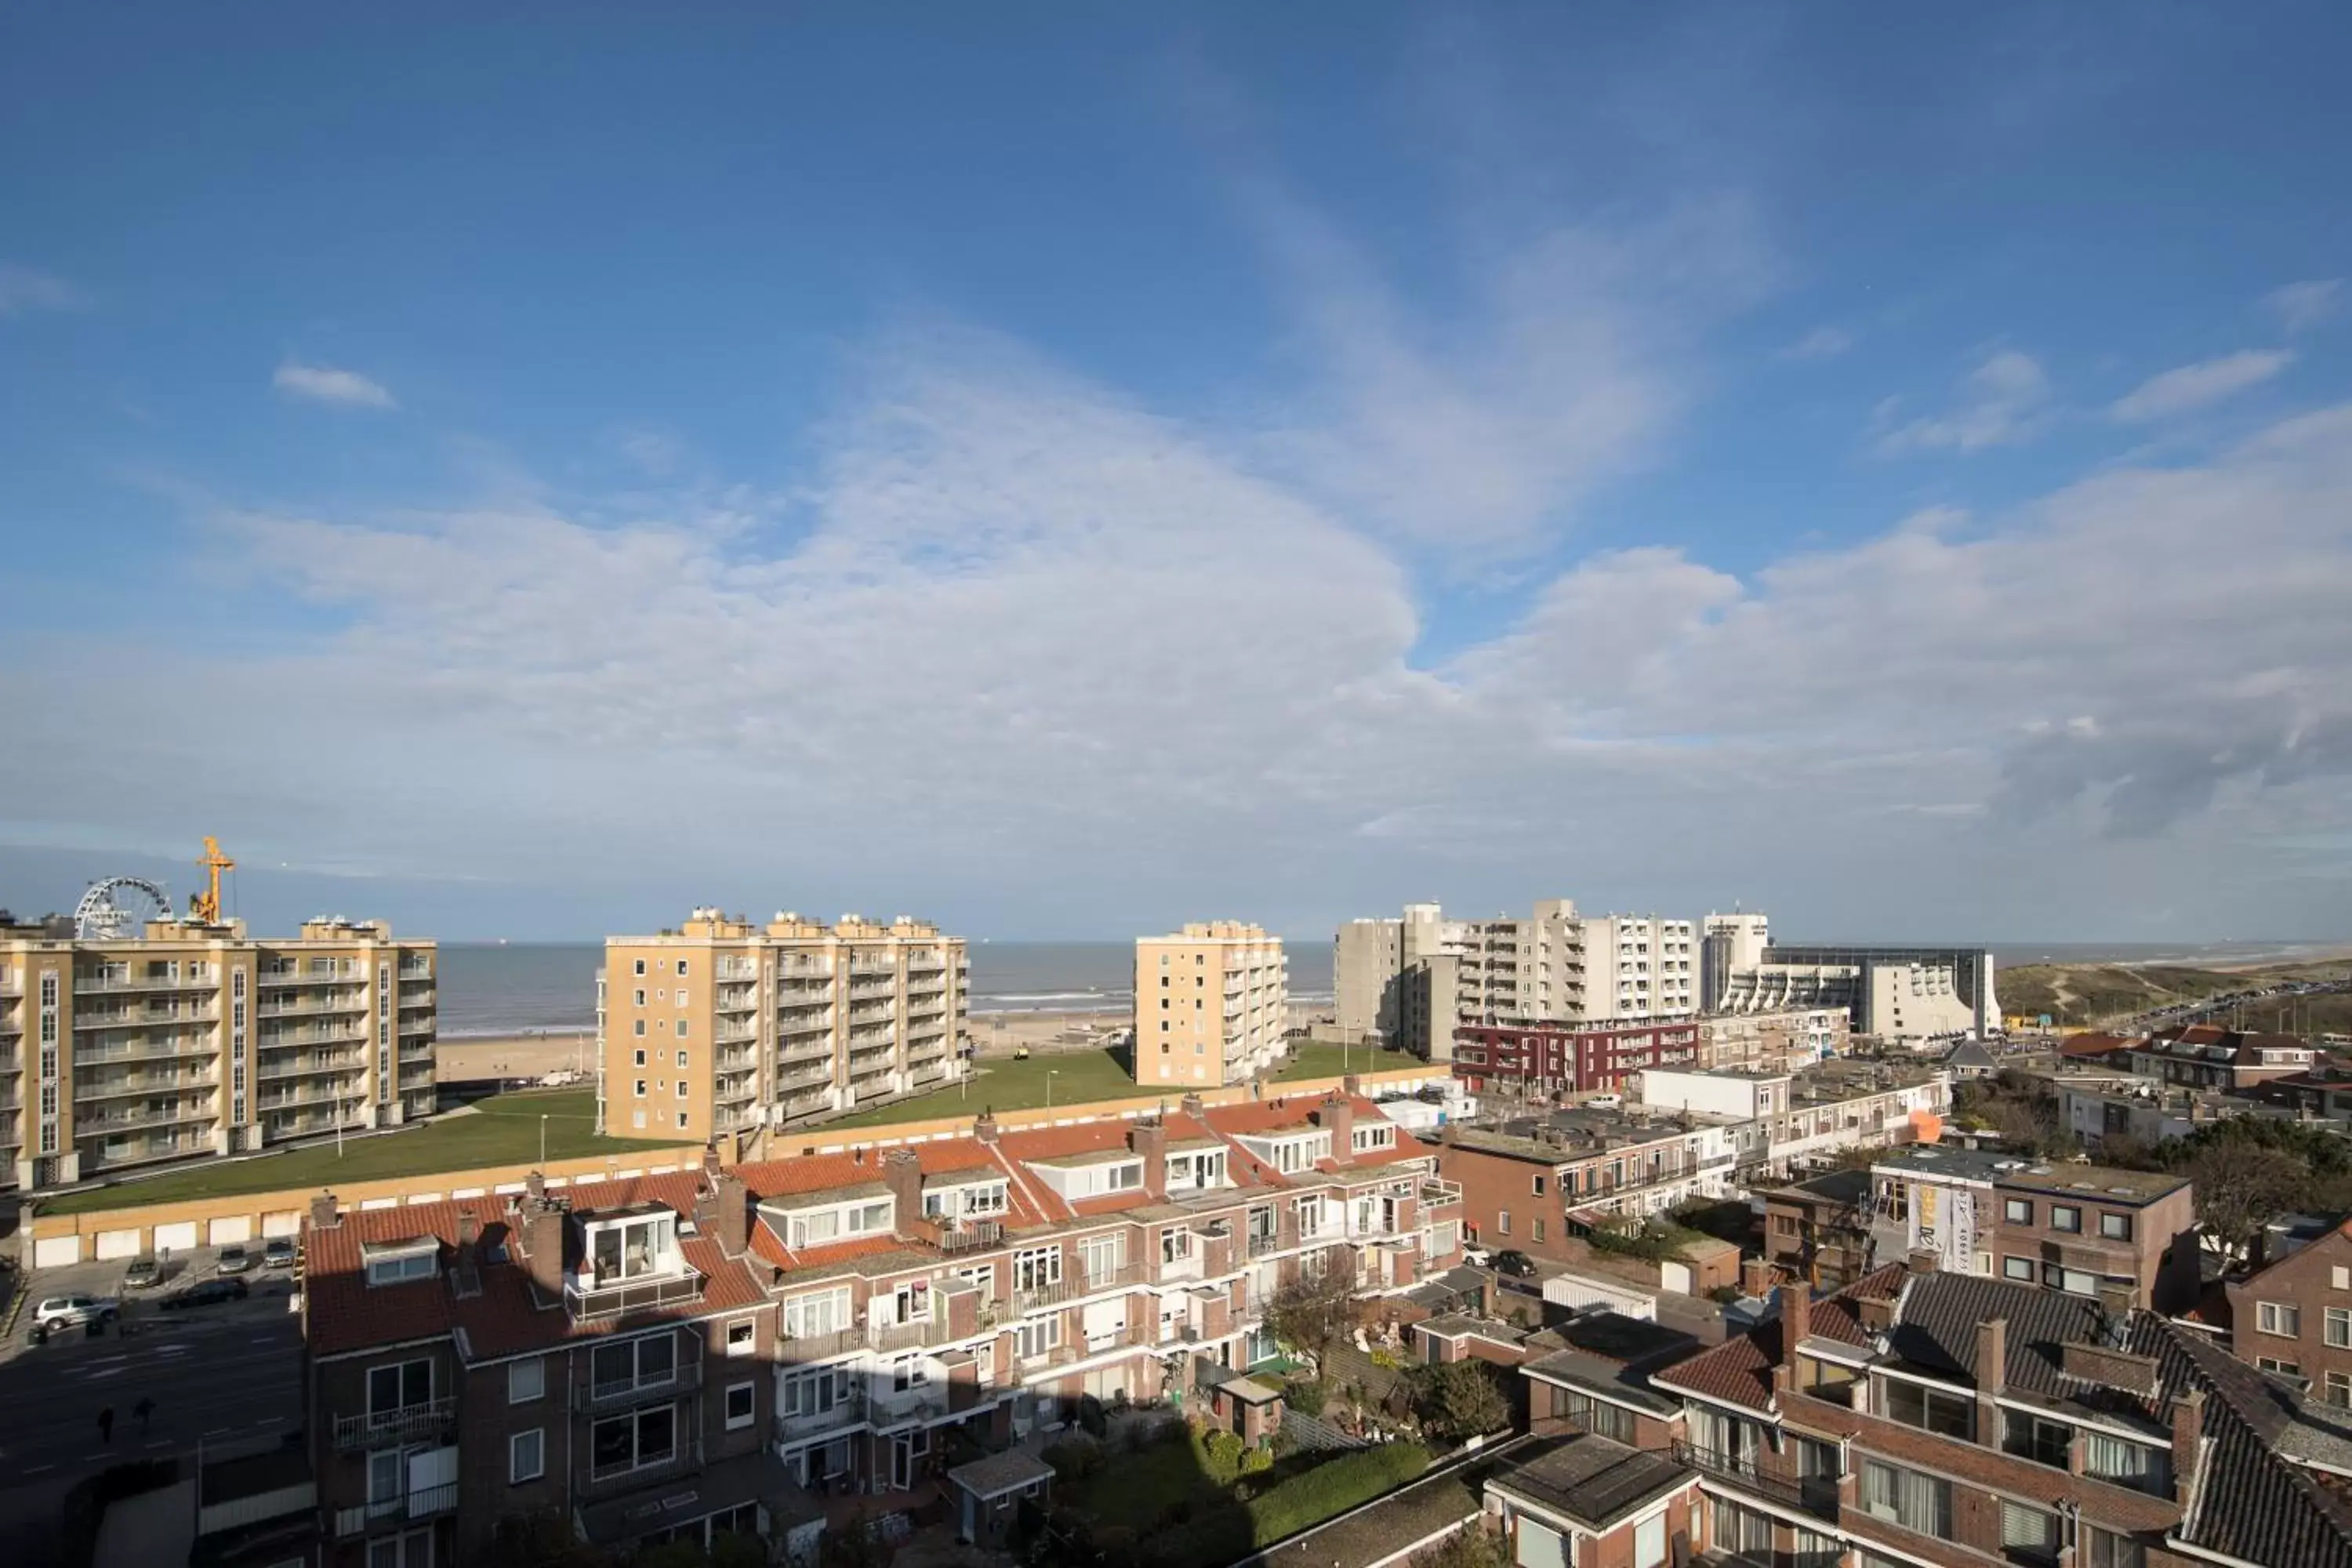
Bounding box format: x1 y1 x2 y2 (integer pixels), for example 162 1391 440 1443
38 1089 670 1215
818 1039 1435 1132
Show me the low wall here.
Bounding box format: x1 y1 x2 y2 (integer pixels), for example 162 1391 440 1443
27 1065 1453 1269
25 1144 699 1268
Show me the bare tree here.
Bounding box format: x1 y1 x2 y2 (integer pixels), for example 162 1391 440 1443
2191 1141 2307 1264
1264 1269 1361 1366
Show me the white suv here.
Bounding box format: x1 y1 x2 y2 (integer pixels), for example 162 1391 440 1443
32 1294 118 1330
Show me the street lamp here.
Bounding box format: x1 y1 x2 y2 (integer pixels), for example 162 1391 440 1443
1047 1069 1059 1110
539 1114 549 1168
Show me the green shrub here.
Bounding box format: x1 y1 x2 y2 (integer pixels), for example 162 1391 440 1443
1040 1439 1105 1483
1246 1443 1431 1544
1239 1443 1273 1475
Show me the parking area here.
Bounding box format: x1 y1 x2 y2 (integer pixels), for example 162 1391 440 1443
2 1240 297 1362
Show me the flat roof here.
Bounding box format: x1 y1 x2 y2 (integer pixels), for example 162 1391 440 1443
1996 1165 2187 1203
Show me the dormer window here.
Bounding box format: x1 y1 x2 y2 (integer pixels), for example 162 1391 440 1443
586 1210 681 1286
363 1237 439 1287
1168 1151 1227 1189
786 1199 892 1251
923 1180 1008 1221
1351 1125 1396 1153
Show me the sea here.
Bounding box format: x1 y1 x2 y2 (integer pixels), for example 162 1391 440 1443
437 942 1338 1038
435 937 2329 1039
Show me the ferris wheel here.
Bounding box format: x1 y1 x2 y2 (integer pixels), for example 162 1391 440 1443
74 876 174 940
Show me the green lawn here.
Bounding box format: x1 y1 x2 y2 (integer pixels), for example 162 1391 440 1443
1272 1040 1425 1082
818 1047 1147 1130
816 1039 1435 1133
38 1089 674 1215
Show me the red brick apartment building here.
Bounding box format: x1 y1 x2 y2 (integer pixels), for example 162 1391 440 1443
1452 1020 1702 1097
2227 1220 2352 1401
302 1088 1464 1565
1468 1250 2352 1568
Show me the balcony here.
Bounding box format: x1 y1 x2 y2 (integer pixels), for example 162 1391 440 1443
567 1265 706 1319
871 1316 948 1355
397 988 437 1009
776 1385 869 1441
74 1073 219 1101
871 1379 950 1425
778 1326 867 1361
334 1399 456 1452
77 1102 219 1134
1671 1442 1838 1521
587 1356 702 1411
333 1481 459 1538
579 1436 704 1498
75 972 219 994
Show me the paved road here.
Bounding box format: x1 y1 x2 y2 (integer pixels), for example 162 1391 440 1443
0 1298 303 1486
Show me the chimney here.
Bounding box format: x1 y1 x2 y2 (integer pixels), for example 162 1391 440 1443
713 1170 750 1258
1180 1092 1206 1121
1320 1093 1356 1159
457 1208 481 1256
1977 1318 2006 1395
1906 1247 1940 1276
883 1148 924 1231
309 1192 341 1231
974 1110 999 1145
521 1200 568 1300
1343 1074 1362 1098
525 1170 546 1201
1781 1282 1811 1362
1130 1120 1168 1200
1741 1254 1773 1300
2169 1389 2205 1501
701 1143 723 1178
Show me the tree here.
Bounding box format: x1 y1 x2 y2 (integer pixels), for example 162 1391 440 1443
489 1512 619 1568
1412 1359 1510 1442
1264 1269 1360 1363
2190 1140 2307 1263
1412 1523 1512 1568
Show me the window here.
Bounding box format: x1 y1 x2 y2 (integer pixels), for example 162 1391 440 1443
2328 1372 2352 1408
1533 1218 1547 1243
633 1078 648 1098
2085 1432 2169 1495
2328 1308 2352 1348
677 1112 688 1129
1013 1247 1062 1292
782 1364 852 1417
2336 1265 2351 1291
1559 1389 1635 1443
1080 1233 1126 1282
675 1081 689 1099
2002 1501 2061 1567
2004 1198 2033 1223
1014 1316 1062 1359
725 1381 757 1430
676 1050 688 1068
1497 1210 1511 1236
1863 1460 1951 1536
2051 1205 2082 1233
633 1049 646 1067
368 1531 434 1568
2100 1211 2132 1240
727 1319 756 1356
591 1405 677 1476
2003 1255 2036 1282
1882 1377 1973 1439
1160 1229 1191 1264
2258 1300 2302 1337
510 1428 544 1484
676 1019 688 1037
365 1244 438 1287
508 1356 545 1404
589 1214 677 1284
2002 1411 2072 1470
1711 1497 1773 1560
367 1359 434 1414
2258 1356 2302 1375
677 960 688 977
592 1334 676 1396
633 959 646 976
2082 1526 2145 1568
633 1019 646 1037
1532 1174 1546 1196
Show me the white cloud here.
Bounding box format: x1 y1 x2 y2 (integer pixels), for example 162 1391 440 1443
1780 325 1853 360
2110 349 2291 423
9 331 2352 939
2267 278 2343 334
0 263 88 316
274 361 397 409
1875 349 2051 454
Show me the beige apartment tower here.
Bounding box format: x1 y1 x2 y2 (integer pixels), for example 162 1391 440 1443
1134 921 1287 1087
598 907 967 1142
0 914 436 1190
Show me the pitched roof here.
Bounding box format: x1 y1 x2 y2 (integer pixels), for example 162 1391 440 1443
304 1172 769 1359
1650 1264 1901 1411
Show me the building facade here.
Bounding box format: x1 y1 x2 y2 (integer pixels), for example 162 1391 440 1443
1452 1019 1704 1098
1697 1007 1849 1073
302 1091 1464 1563
598 909 967 1142
1698 912 1771 1012
2 913 435 1189
2227 1223 2352 1400
1134 922 1287 1087
1713 943 2000 1041
1439 1116 1742 1255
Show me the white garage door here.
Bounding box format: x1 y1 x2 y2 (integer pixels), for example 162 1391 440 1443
209 1216 253 1246
94 1229 142 1261
33 1235 83 1269
153 1221 199 1253
1661 1260 1693 1295
260 1210 302 1238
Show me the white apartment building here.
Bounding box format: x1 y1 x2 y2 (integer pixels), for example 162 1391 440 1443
1135 922 1287 1087
1699 911 1770 1011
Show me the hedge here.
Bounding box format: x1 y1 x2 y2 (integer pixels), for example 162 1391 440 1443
1245 1441 1432 1544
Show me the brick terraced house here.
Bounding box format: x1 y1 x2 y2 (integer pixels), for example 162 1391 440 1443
301 1087 1463 1565
1628 1255 2352 1568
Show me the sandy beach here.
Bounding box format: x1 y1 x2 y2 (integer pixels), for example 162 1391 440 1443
438 1030 598 1083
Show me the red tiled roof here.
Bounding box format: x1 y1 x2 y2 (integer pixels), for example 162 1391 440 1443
304 1172 768 1360
2060 1031 2140 1058
1201 1094 1430 1174
1651 1263 1903 1412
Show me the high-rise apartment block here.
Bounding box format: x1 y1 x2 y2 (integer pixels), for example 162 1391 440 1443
598 909 967 1141
1 913 435 1189
1699 910 1770 1010
1334 899 1696 1058
1134 922 1287 1087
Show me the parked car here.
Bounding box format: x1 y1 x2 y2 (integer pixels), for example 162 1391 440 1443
32 1294 119 1330
123 1256 162 1290
263 1238 296 1271
216 1244 256 1276
1490 1249 1539 1279
162 1278 249 1311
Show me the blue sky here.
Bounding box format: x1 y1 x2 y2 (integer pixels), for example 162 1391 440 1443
2 4 2349 942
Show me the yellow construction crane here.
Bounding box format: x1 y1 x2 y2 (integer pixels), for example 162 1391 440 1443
189 836 235 924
